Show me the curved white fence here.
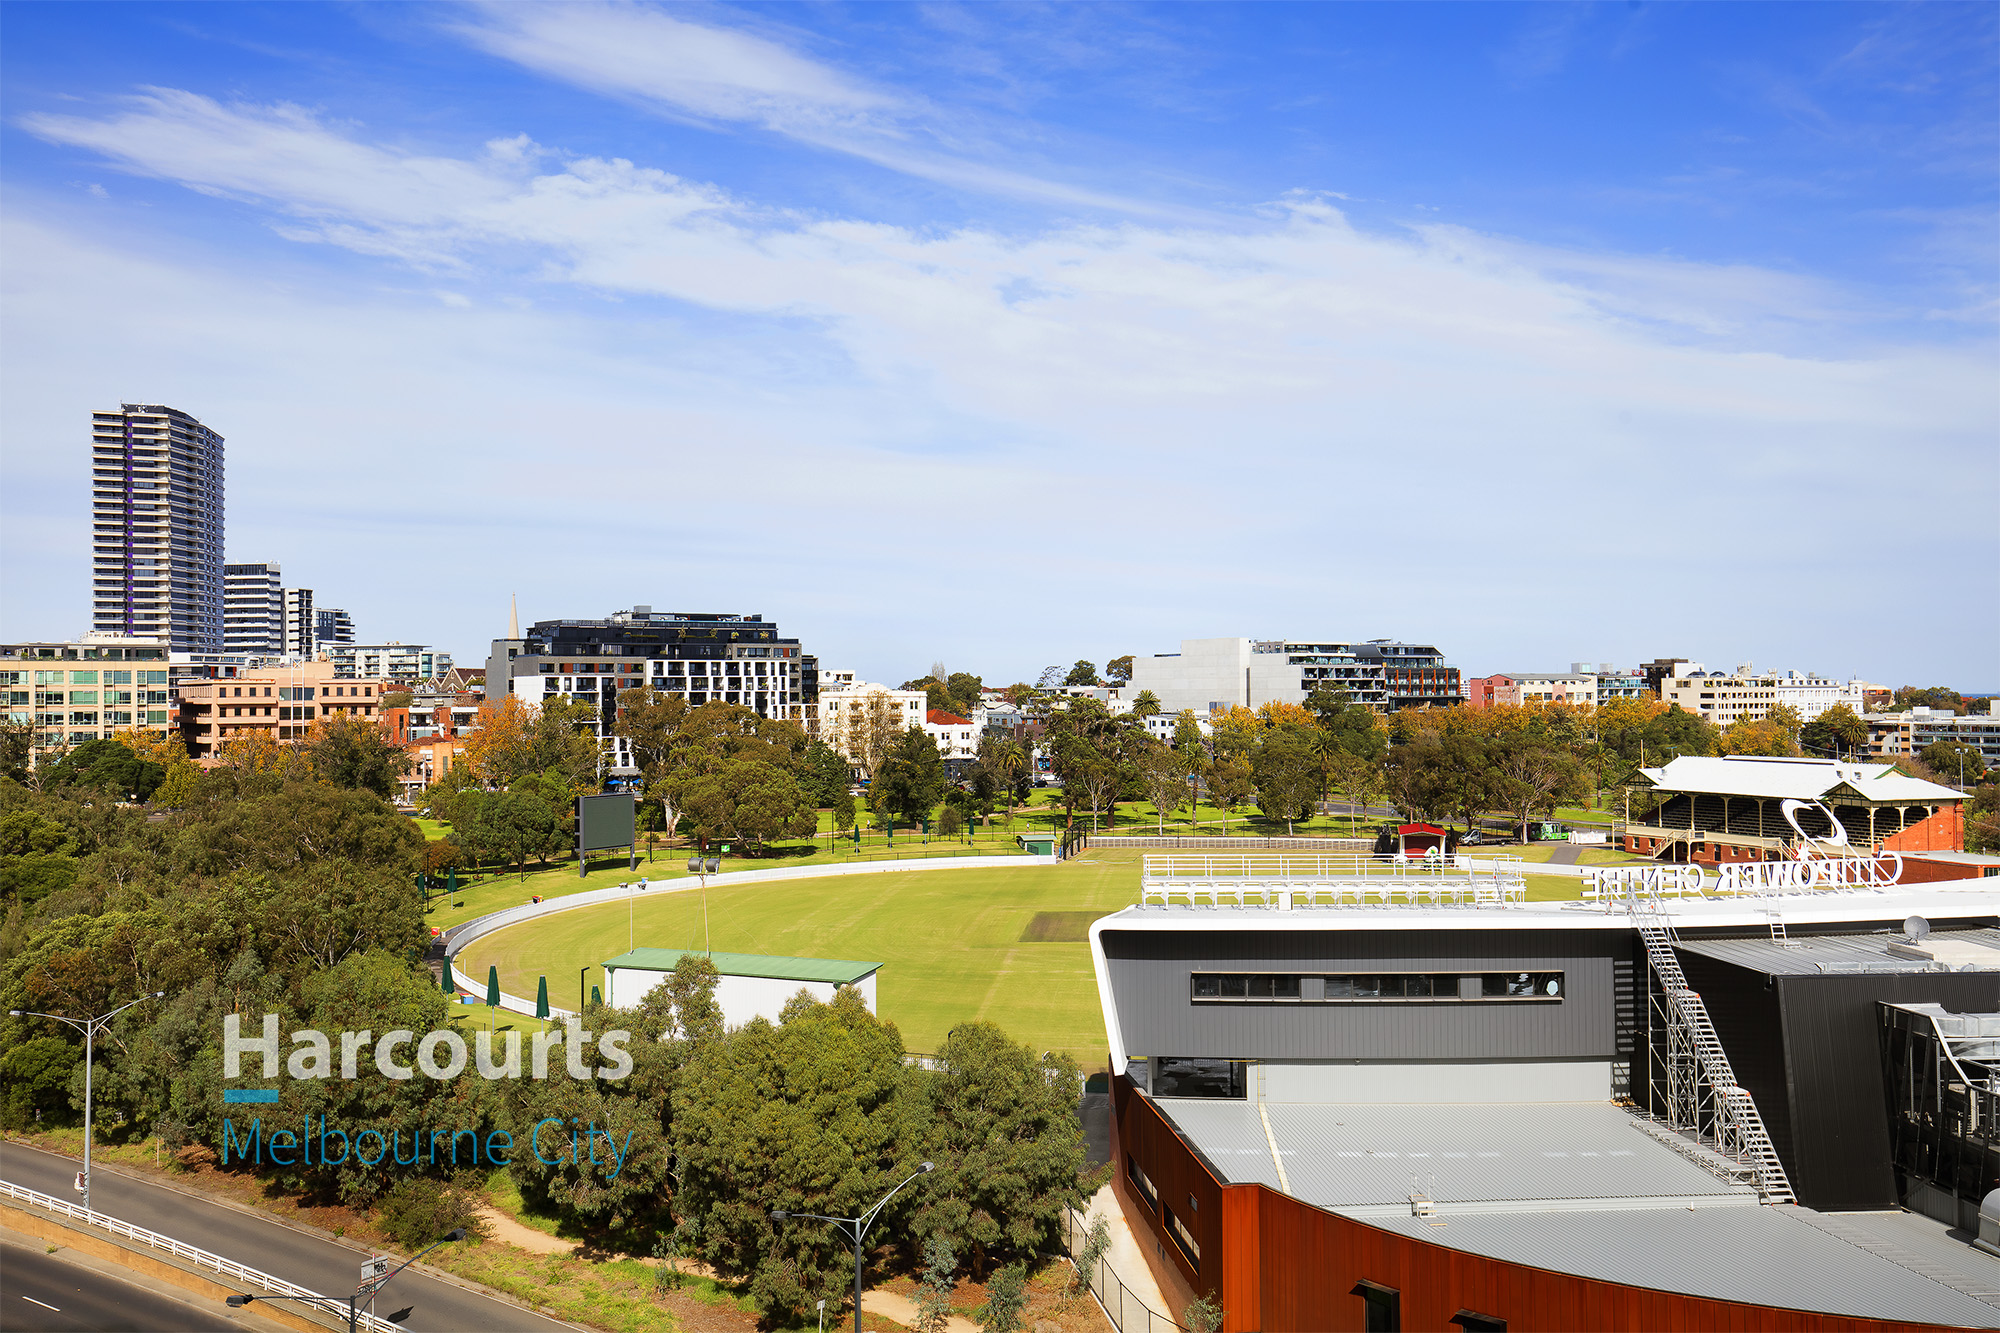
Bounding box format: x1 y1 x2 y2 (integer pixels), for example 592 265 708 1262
444 854 1057 1020
0 1178 400 1332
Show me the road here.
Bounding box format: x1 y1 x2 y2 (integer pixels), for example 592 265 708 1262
0 1239 242 1332
0 1143 574 1333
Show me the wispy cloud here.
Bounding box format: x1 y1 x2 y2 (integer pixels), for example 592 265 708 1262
8 86 1993 680
444 1 1168 215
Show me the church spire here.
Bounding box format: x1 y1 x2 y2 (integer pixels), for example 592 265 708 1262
508 592 519 640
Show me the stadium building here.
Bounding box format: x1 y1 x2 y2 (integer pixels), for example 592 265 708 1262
1090 851 2000 1330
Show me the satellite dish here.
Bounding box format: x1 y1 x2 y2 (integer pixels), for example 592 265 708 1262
1904 914 1931 942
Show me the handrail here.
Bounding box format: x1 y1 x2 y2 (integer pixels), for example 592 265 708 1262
1061 1207 1187 1333
0 1178 400 1332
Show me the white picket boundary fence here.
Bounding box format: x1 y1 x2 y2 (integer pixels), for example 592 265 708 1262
0 1177 399 1331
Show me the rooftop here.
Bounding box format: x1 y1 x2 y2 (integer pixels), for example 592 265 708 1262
1676 927 2000 976
1637 754 1964 803
601 948 880 986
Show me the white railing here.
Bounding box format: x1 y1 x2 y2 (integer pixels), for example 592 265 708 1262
1140 854 1527 908
0 1178 400 1332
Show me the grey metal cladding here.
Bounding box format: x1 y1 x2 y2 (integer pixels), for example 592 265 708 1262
1102 926 1627 1060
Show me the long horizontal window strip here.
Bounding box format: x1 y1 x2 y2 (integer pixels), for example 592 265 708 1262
1191 970 1564 1003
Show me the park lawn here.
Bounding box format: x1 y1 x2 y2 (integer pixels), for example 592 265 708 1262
453 853 1159 1062
452 850 1589 1063
411 817 452 839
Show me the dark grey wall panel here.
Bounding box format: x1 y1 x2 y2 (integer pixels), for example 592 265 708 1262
1102 926 1632 1061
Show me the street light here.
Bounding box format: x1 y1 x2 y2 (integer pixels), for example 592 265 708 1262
10 992 164 1213
226 1228 466 1333
771 1162 933 1332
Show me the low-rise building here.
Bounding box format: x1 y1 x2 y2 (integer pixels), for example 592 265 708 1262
1127 637 1461 716
1660 665 1866 726
175 658 388 762
1868 708 2000 772
817 679 928 773
1620 754 1967 862
1 634 175 761
924 708 978 771
330 642 450 682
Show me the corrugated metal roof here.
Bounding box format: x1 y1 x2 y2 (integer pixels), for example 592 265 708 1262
1638 754 1963 803
1157 1101 1751 1208
1367 1206 2000 1327
1677 927 2000 976
600 948 880 984
1819 1209 2000 1294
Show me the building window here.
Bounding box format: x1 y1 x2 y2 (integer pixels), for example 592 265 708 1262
1355 1282 1400 1332
1450 1313 1506 1332
1153 1057 1246 1099
1192 971 1561 1003
1126 1154 1158 1212
1163 1204 1200 1268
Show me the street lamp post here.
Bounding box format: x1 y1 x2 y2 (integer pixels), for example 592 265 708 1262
10 992 164 1213
226 1228 466 1333
771 1162 933 1333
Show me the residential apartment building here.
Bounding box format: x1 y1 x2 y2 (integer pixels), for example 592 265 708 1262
282 588 316 656
90 404 225 652
329 642 449 682
485 607 817 780
1126 637 1461 716
315 607 356 649
175 659 387 763
1867 708 2000 772
817 679 928 774
223 562 283 656
1468 671 1599 709
1661 666 1867 727
1 635 173 760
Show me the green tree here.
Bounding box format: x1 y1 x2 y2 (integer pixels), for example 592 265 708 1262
910 1022 1086 1268
804 740 853 807
1251 728 1319 834
913 1232 958 1333
154 760 201 809
303 713 410 798
1131 690 1162 718
1104 656 1135 685
978 1265 1028 1333
1208 753 1254 816
873 728 948 831
1800 704 1868 760
1062 661 1098 688
679 987 914 1322
673 756 817 848
1921 739 1987 786
41 739 164 802
459 788 558 878
1135 744 1190 833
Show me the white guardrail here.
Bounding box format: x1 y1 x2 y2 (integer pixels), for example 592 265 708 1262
0 1178 400 1332
443 854 1058 1020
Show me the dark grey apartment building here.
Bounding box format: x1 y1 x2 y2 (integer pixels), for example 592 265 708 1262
90 404 225 652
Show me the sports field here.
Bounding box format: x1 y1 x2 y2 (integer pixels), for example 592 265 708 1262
452 850 1592 1062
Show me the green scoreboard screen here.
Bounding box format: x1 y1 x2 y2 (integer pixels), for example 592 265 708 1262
577 792 636 852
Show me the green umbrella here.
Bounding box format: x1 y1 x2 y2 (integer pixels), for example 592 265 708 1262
440 957 454 995
535 976 549 1020
485 965 500 1008
590 985 602 1006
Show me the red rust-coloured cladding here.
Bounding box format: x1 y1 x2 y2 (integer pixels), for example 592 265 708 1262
1112 1077 1953 1333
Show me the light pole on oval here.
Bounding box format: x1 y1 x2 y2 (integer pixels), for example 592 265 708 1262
10 992 164 1213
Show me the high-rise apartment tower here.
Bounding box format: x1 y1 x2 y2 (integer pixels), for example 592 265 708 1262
224 562 283 656
282 588 315 656
90 405 225 652
315 607 355 649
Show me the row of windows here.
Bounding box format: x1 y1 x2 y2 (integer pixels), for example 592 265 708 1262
1 670 169 687
1190 971 1564 1003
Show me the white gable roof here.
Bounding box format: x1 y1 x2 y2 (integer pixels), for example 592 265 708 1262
1639 755 1964 803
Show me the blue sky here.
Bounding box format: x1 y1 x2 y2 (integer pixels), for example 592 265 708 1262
3 2 1994 686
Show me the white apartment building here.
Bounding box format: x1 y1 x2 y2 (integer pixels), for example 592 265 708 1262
282 588 316 656
1495 671 1600 708
224 562 283 656
1867 708 2000 771
923 708 979 769
90 405 225 652
816 679 927 771
1126 637 1462 715
1660 666 1867 727
329 642 450 682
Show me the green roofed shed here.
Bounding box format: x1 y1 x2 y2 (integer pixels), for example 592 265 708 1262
601 949 883 1026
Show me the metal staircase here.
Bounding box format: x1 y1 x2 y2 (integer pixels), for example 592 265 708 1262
1629 899 1796 1204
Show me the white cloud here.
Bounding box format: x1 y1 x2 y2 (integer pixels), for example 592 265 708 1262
446 1 1171 214
6 90 1994 682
